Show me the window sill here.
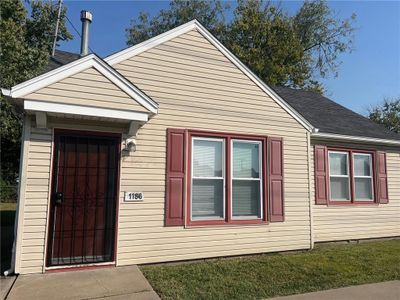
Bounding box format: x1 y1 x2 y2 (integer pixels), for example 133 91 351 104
326 200 378 206
185 219 268 228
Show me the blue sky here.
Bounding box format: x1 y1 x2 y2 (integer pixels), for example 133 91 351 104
57 1 400 115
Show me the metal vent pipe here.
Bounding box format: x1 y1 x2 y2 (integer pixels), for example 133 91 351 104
80 10 92 56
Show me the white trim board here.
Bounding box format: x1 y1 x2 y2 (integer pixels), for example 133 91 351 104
311 132 400 146
2 54 158 114
105 20 314 132
24 100 149 122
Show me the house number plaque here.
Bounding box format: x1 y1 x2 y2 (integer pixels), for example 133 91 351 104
124 192 144 202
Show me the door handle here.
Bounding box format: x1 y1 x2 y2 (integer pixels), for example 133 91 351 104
55 192 63 205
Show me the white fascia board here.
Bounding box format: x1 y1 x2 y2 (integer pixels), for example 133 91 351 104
4 54 158 114
193 22 314 132
90 57 158 113
105 20 198 65
105 20 314 132
311 132 400 146
24 100 149 122
1 88 11 96
7 54 95 98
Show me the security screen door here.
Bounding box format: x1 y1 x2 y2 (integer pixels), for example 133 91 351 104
47 131 119 267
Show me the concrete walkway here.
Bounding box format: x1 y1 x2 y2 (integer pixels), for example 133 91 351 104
269 280 400 300
6 266 160 300
0 276 16 300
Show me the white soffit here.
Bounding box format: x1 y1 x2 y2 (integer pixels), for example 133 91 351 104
2 54 158 114
25 100 149 122
105 20 314 131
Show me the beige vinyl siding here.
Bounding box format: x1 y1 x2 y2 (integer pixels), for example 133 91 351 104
113 28 312 266
16 28 312 274
24 67 149 113
311 140 400 242
18 120 53 274
17 118 127 274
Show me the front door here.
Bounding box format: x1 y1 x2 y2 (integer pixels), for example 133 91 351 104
47 130 120 267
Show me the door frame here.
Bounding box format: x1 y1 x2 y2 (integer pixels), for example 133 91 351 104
45 128 122 269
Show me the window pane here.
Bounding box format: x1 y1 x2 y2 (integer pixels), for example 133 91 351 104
193 139 223 177
354 154 371 176
232 142 260 178
232 180 261 217
192 179 223 219
329 152 348 175
330 177 350 200
355 178 373 200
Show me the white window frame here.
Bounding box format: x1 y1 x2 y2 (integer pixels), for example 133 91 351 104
328 151 351 201
191 137 226 221
353 152 374 201
231 139 263 220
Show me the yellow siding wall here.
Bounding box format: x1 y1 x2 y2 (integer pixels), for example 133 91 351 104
24 67 149 113
112 29 312 266
18 120 52 274
311 141 400 242
17 119 128 274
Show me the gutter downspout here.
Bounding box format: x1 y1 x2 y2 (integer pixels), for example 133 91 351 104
307 131 314 250
3 218 17 276
4 116 30 276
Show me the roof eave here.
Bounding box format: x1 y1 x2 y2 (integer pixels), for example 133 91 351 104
1 88 11 97
311 132 400 146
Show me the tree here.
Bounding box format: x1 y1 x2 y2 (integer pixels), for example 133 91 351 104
227 1 310 89
368 97 400 133
293 0 356 87
0 0 72 184
126 0 229 46
126 0 356 92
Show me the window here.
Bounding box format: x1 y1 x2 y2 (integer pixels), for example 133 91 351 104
188 132 268 225
353 153 373 200
232 140 262 219
191 138 225 220
327 149 375 204
328 152 350 201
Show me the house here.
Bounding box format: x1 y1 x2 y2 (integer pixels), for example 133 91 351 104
2 17 399 275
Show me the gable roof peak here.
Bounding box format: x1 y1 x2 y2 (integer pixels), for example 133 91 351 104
105 19 314 131
2 53 158 114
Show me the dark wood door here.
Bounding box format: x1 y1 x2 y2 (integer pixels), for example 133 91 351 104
47 130 120 267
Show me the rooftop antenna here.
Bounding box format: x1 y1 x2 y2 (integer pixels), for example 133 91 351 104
51 0 63 57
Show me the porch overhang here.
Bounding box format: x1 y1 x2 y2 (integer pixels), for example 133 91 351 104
1 54 158 113
24 100 150 123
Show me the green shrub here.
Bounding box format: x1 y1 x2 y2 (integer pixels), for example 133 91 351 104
0 178 17 203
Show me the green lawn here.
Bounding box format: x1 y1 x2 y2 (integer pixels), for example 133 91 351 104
141 239 400 300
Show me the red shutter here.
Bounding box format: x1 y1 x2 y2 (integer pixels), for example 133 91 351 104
314 145 329 205
165 128 186 226
376 151 389 204
268 137 284 222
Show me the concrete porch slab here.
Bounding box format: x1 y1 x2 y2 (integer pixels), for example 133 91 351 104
1 276 16 300
6 266 160 300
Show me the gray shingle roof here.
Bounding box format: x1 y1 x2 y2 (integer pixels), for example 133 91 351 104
44 50 80 73
44 50 399 141
273 86 400 141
